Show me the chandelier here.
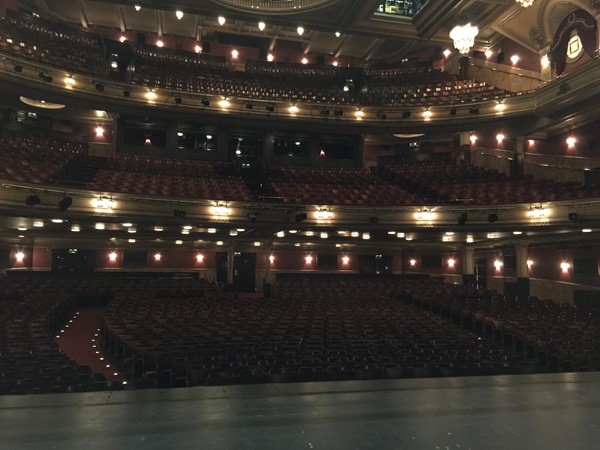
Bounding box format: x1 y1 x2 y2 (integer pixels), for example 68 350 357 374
515 0 535 7
449 23 479 54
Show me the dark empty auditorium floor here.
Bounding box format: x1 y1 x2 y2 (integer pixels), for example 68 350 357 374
2 372 600 450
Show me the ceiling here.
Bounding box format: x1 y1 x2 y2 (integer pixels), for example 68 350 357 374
19 0 524 61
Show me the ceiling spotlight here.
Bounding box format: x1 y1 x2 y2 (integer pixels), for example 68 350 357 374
71 225 80 232
258 21 266 31
175 10 184 20
134 4 141 11
484 49 493 58
335 31 341 37
218 16 226 26
297 26 304 36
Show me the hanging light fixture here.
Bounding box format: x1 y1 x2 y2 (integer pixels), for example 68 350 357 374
449 23 479 55
515 0 535 7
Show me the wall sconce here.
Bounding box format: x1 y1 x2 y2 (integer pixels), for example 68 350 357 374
15 251 25 263
496 133 505 144
469 135 478 145
560 261 571 273
447 258 456 268
409 258 417 267
269 254 275 265
305 255 313 264
196 254 204 263
566 136 576 148
527 259 534 269
494 260 503 271
154 253 162 261
108 251 118 262
341 256 350 265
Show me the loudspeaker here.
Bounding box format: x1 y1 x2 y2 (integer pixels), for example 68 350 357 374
295 212 307 223
58 196 72 212
137 33 146 45
26 195 41 206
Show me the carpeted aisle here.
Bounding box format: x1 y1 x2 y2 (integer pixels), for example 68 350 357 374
55 308 122 382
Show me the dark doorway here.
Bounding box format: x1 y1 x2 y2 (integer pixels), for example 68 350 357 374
216 252 256 292
52 249 95 273
359 255 392 275
475 258 487 290
216 252 228 286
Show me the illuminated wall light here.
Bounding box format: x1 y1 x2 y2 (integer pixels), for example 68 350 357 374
127 227 137 234
146 90 157 101
466 235 474 243
320 232 328 239
289 230 298 234
305 231 314 237
397 232 405 238
305 255 313 264
175 10 184 20
560 261 571 273
447 258 456 268
496 133 505 143
15 251 25 263
355 109 364 119
469 135 478 145
154 253 162 261
267 53 274 62
315 210 334 220
528 139 535 146
297 26 305 36
154 226 164 232
341 255 350 265
405 235 413 241
582 228 592 233
289 104 299 114
443 49 451 57
335 31 341 37
219 98 230 108
145 137 152 146
33 220 44 228
527 207 549 219
527 259 534 269
92 197 115 212
156 39 164 48
108 251 118 262
442 236 451 242
513 231 523 235
254 241 261 247
65 75 75 87
388 231 396 235
495 102 505 113
119 36 127 43
416 210 435 221
216 241 224 246
134 4 141 11
207 228 217 234
71 224 80 232
301 57 308 65
510 54 520 65
350 231 359 238
332 60 338 67
362 233 370 240
175 240 183 245
269 254 275 264
276 231 285 238
94 223 105 230
409 258 417 267
541 54 550 69
423 110 432 121
258 21 266 31
494 260 503 271
196 254 204 263
95 126 105 137
128 239 136 243
229 230 238 236
231 49 239 59
484 49 493 58
218 16 226 25
566 136 577 148
195 44 202 53
181 229 190 235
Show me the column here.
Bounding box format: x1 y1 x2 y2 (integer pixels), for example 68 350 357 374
457 132 472 163
462 246 476 286
226 245 235 286
354 135 365 168
263 244 273 298
515 243 530 297
513 136 525 178
217 128 229 162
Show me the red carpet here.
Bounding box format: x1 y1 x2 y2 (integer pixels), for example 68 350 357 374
55 308 122 382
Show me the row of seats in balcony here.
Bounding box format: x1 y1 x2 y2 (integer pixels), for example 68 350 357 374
384 160 600 204
401 282 600 373
89 154 252 201
0 12 105 75
100 276 535 388
0 128 85 184
267 166 421 205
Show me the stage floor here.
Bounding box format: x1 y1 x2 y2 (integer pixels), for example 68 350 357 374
2 372 600 449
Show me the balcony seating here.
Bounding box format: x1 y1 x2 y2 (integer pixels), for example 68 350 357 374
269 166 421 206
0 128 86 184
384 160 600 204
0 12 105 75
89 154 253 201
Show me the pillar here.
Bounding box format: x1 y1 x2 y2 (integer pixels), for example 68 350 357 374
217 127 229 162
515 243 530 297
513 136 525 178
462 247 476 286
226 245 235 285
457 132 472 163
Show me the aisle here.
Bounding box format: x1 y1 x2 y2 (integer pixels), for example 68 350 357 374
55 308 122 382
